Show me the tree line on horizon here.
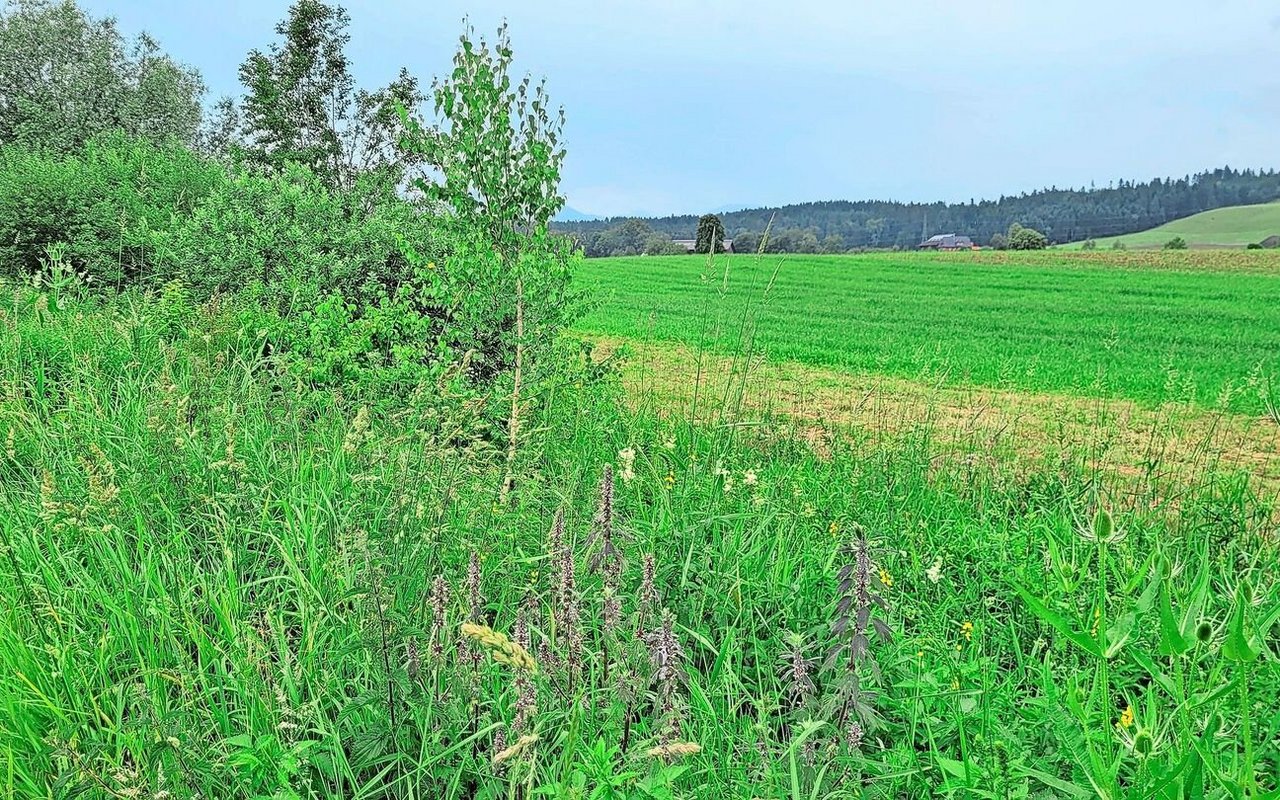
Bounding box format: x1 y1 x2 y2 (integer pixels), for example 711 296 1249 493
560 167 1280 256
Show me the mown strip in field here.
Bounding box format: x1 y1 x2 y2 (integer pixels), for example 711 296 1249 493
576 251 1280 413
594 336 1280 494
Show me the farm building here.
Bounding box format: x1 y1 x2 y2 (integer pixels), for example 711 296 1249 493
918 234 977 251
672 238 735 253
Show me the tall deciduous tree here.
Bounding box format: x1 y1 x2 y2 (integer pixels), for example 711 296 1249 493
400 22 572 502
238 0 425 193
695 213 726 254
0 0 204 151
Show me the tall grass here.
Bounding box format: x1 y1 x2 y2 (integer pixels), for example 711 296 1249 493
0 262 1277 798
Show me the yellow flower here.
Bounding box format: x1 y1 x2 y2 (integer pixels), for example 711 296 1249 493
916 650 924 659
960 621 974 641
427 261 437 271
828 521 839 536
950 678 959 691
1117 704 1135 730
663 470 675 488
878 568 893 588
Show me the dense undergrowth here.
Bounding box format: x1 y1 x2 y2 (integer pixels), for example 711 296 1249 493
1 276 1277 798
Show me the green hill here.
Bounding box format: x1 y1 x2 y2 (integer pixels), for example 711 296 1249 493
1075 202 1280 249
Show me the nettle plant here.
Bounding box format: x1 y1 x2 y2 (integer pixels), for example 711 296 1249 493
409 465 703 796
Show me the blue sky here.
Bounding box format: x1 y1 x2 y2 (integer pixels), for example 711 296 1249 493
86 1 1280 218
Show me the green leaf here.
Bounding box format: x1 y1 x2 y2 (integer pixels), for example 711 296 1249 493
1221 582 1260 663
1013 583 1102 658
1156 570 1190 657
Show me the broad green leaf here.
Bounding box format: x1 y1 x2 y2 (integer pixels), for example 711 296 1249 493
1014 583 1102 658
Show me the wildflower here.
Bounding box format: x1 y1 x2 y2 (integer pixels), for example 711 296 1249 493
846 720 864 751
743 468 758 487
663 470 675 488
878 568 893 589
460 623 538 673
926 557 943 584
493 733 539 765
951 678 959 691
406 638 420 681
646 741 702 760
662 437 676 450
829 521 839 537
428 576 449 662
960 621 974 641
1117 704 1135 730
618 447 636 482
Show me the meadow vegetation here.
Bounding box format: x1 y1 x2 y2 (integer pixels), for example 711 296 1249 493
576 251 1280 413
0 2 1277 799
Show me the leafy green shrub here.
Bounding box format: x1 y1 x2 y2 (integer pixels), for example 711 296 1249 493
0 133 222 285
1164 236 1188 250
1247 242 1263 250
1006 222 1048 250
1080 238 1097 250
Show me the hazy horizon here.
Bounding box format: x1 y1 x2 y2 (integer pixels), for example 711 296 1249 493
83 1 1280 218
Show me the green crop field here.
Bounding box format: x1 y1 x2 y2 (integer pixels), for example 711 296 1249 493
1072 201 1280 249
577 250 1280 413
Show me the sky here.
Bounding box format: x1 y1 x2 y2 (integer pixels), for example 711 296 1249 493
84 0 1280 218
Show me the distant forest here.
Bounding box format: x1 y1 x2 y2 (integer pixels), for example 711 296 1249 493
558 167 1280 256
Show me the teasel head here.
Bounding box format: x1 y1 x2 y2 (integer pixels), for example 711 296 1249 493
428 575 449 662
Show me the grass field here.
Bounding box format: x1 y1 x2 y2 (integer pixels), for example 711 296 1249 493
1 264 1278 798
576 250 1280 414
1070 202 1280 249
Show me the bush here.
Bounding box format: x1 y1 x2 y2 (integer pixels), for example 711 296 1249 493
1247 242 1263 250
0 134 222 285
1164 236 1188 250
1006 224 1048 250
988 232 1008 250
1080 239 1097 250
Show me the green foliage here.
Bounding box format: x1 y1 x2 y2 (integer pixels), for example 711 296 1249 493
1164 235 1188 250
1080 238 1097 250
558 167 1280 251
695 214 726 254
0 133 222 285
1006 222 1049 250
0 285 1274 798
577 251 1280 413
988 232 1008 250
0 0 204 151
237 0 426 192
